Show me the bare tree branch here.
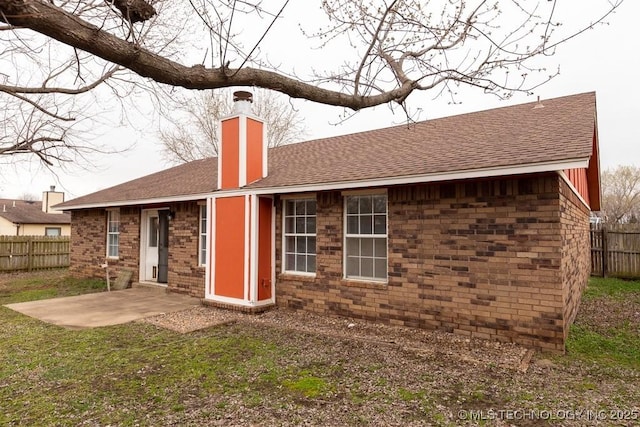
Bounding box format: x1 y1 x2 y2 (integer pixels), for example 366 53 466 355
0 0 624 170
159 88 307 164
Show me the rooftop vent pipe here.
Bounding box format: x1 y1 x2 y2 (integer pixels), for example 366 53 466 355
232 91 253 114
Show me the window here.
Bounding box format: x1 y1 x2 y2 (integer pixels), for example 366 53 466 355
283 198 316 273
148 216 159 247
199 205 207 266
45 227 61 236
345 194 387 281
107 210 120 258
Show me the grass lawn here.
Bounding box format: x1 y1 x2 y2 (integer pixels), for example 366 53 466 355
0 270 639 426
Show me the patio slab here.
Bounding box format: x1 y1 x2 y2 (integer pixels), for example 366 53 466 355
4 287 201 329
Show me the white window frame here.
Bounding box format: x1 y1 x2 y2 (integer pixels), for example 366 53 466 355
106 209 120 259
199 204 207 267
343 192 388 282
282 196 317 275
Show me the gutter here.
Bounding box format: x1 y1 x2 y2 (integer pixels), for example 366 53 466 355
55 157 590 210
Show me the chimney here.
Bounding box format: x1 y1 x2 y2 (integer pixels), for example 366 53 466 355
218 91 268 190
42 186 65 214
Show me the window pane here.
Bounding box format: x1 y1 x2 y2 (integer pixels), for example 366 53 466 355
296 236 307 253
45 228 61 236
296 254 306 272
286 236 295 253
307 255 316 273
346 238 359 256
374 238 386 257
283 198 316 273
361 257 374 278
308 237 317 255
149 217 158 247
285 217 294 233
344 195 387 281
361 238 373 257
346 256 359 276
306 216 316 234
295 200 306 215
374 258 387 279
286 253 295 270
201 206 207 228
108 235 119 257
373 196 386 213
360 196 372 214
286 200 295 215
346 197 358 214
374 215 386 234
360 215 373 234
306 200 316 215
347 216 358 234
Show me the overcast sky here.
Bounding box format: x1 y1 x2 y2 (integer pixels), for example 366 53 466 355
1 1 638 201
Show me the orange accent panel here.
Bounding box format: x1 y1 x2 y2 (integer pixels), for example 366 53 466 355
214 196 245 299
221 118 240 189
257 197 272 301
246 118 264 185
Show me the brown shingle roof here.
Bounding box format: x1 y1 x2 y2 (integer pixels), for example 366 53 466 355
0 199 71 224
58 92 596 209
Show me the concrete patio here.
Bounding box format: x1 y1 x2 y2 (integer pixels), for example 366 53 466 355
4 286 201 329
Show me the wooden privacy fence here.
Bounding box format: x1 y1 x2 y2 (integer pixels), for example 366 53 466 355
0 236 70 272
590 226 640 278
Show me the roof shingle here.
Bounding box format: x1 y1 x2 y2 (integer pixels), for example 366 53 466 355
0 199 71 224
58 92 597 209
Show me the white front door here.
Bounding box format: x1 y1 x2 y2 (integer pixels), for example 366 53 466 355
142 210 159 282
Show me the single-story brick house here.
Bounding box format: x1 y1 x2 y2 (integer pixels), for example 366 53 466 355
57 91 601 352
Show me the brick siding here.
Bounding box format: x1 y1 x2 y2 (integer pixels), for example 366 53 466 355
69 173 590 352
275 174 588 352
166 202 206 298
70 202 205 297
559 178 591 341
70 207 140 281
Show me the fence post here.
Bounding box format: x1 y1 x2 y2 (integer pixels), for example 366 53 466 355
27 237 32 272
601 228 607 278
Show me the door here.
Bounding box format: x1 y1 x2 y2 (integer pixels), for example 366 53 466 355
143 211 159 281
157 210 170 284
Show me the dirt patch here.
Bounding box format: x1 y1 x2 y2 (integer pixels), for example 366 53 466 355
576 297 640 334
0 269 67 287
142 306 530 371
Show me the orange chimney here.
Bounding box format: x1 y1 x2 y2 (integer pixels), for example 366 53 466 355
218 91 267 190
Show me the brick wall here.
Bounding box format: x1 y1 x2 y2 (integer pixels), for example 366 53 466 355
167 201 206 298
70 202 205 297
275 174 583 352
559 178 591 341
70 207 141 281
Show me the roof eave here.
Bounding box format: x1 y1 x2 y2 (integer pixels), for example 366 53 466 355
58 158 590 210
56 192 214 211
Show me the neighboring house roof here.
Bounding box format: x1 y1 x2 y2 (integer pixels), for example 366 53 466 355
57 92 598 210
0 199 71 224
